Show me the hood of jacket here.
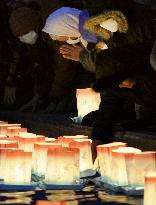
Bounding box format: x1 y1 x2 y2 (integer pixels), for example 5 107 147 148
83 10 128 40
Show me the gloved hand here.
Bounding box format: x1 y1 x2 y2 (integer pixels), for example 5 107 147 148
4 86 16 106
44 102 57 113
19 94 40 111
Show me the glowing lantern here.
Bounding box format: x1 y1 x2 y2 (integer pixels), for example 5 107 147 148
45 138 57 143
58 135 88 147
1 149 32 184
7 127 27 138
111 147 141 186
0 140 18 148
76 88 101 119
69 139 93 172
129 152 156 187
96 142 127 182
18 136 38 152
33 143 62 176
0 148 16 180
144 172 156 205
45 147 77 185
0 124 21 135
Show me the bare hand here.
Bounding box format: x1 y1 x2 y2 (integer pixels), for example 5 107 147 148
4 87 16 106
59 44 82 61
119 79 136 89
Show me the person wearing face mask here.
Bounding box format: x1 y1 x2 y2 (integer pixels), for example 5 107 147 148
41 7 108 113
4 2 54 110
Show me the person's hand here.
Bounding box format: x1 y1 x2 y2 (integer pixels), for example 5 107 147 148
4 86 16 106
119 79 136 89
19 94 40 111
59 44 82 61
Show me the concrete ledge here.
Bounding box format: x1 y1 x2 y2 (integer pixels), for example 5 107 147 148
0 111 156 151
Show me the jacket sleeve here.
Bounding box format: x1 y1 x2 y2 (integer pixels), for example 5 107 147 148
48 41 79 104
79 48 96 73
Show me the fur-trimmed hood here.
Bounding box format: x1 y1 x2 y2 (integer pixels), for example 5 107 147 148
83 10 128 40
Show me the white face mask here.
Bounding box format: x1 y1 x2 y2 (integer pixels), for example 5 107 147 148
66 37 80 45
19 31 38 45
100 18 118 33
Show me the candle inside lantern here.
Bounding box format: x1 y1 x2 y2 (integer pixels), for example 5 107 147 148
69 139 93 172
97 142 127 182
76 88 101 119
111 147 141 186
144 172 156 205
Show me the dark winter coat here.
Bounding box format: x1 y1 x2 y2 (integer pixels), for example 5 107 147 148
80 2 156 92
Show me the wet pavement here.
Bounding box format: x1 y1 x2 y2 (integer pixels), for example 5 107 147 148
0 186 143 205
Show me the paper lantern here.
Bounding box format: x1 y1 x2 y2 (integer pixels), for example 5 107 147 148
0 140 18 148
45 138 57 143
45 148 77 185
7 127 27 138
0 148 16 180
129 152 156 187
0 124 21 135
18 136 38 152
33 143 62 176
1 149 32 184
144 172 156 205
58 135 88 147
96 142 127 182
69 139 93 172
76 88 101 119
111 147 141 186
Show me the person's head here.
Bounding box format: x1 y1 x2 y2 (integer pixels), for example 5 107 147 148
43 7 88 46
83 10 128 40
9 4 42 45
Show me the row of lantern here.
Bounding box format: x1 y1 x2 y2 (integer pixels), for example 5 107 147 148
0 121 93 185
97 142 156 188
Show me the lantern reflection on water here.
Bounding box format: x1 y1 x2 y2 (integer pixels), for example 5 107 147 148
36 201 67 205
144 172 156 205
33 142 62 176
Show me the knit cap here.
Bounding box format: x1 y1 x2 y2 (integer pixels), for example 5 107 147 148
9 7 41 37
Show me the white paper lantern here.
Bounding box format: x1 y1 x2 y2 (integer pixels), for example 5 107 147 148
33 143 62 176
45 147 78 185
69 139 93 172
1 149 32 184
129 152 156 187
144 172 156 205
97 142 127 182
76 88 101 119
58 135 88 147
0 124 21 135
111 147 141 186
